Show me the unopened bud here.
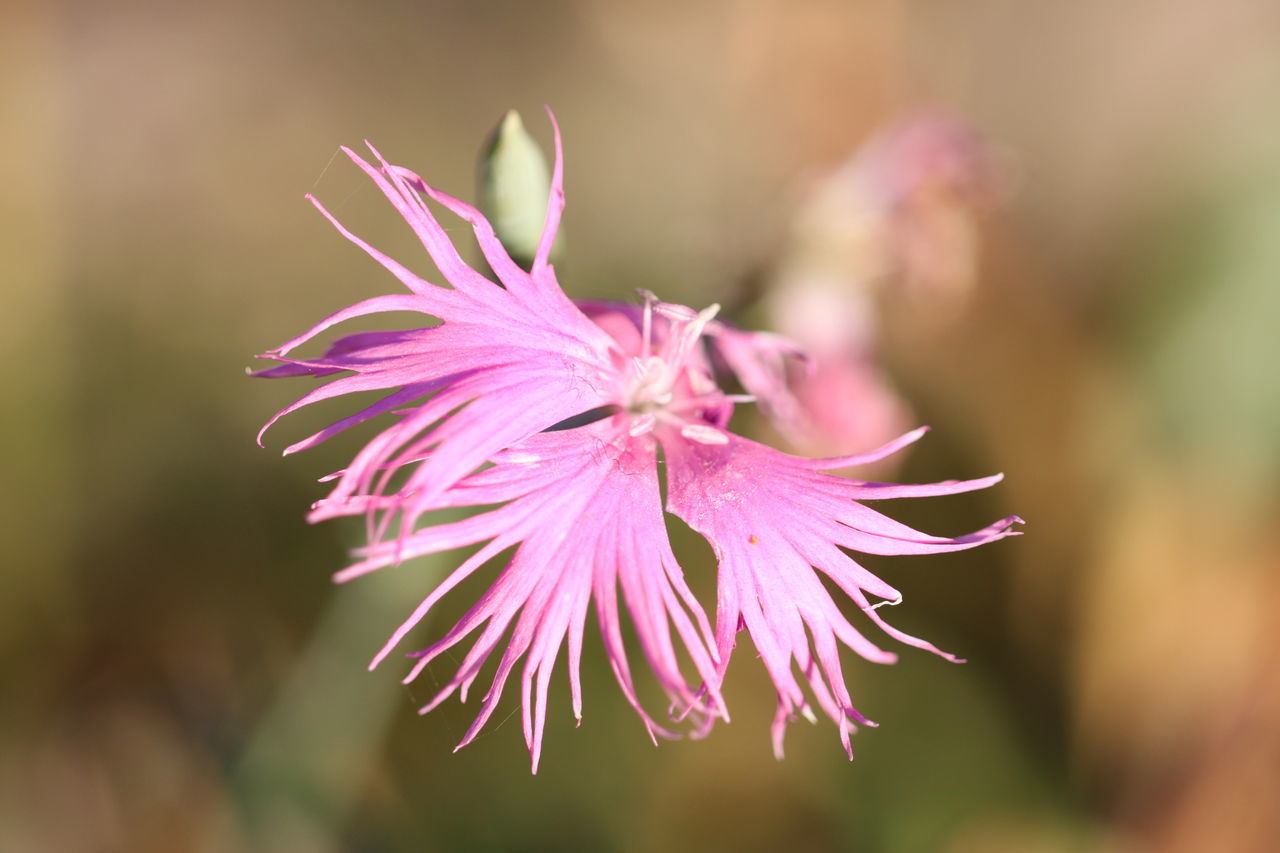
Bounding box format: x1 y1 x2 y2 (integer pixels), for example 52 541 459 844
479 109 560 270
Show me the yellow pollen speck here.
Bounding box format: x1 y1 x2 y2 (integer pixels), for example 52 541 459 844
748 535 758 545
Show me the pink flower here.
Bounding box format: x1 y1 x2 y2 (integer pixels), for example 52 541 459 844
761 113 1005 459
256 112 1021 771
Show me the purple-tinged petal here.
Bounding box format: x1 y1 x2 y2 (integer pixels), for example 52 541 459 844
267 293 438 359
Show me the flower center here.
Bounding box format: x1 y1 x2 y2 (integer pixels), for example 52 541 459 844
609 295 734 445
623 355 678 414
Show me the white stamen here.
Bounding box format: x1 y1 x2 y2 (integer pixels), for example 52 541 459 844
665 303 721 375
687 367 718 397
654 302 698 322
629 413 657 436
637 289 657 360
680 424 729 445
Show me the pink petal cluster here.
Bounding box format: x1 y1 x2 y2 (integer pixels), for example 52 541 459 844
256 112 1021 771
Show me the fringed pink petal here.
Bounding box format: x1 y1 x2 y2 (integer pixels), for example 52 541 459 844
662 430 1019 755
348 421 724 770
795 426 931 469
258 127 625 492
343 143 497 300
706 322 809 437
390 167 529 290
532 106 565 274
834 473 1005 500
302 194 471 314
267 293 437 359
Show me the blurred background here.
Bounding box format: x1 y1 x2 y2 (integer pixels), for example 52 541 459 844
4 0 1279 850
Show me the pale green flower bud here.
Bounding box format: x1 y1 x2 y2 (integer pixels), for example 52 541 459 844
479 110 561 270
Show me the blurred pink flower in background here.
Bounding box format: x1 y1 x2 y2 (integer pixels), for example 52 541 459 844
255 114 1020 771
766 112 1005 459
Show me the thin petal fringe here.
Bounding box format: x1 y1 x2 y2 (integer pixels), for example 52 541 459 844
663 430 1020 755
345 422 726 771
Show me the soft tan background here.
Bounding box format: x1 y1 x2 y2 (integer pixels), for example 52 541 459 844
3 1 1279 850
